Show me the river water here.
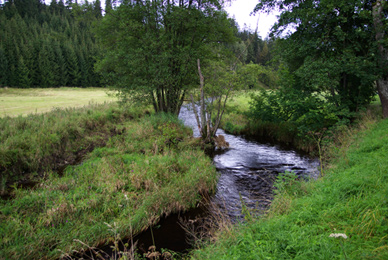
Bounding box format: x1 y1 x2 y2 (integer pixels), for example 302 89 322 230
179 105 320 220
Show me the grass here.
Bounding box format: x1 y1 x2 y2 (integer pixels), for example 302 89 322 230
191 110 388 259
0 101 146 190
0 112 218 259
219 91 253 135
0 87 116 117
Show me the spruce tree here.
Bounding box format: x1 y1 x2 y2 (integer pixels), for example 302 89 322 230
0 47 9 86
16 56 31 88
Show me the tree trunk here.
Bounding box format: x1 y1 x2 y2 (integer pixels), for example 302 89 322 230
198 59 206 137
377 80 388 118
190 94 202 134
373 0 388 118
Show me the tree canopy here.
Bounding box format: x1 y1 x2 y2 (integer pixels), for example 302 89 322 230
95 0 237 115
254 0 388 118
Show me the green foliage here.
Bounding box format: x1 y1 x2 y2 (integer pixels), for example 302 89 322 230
250 0 382 129
247 63 367 149
95 0 237 115
273 171 303 196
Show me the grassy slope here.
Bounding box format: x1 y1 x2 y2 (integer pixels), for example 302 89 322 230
0 102 144 187
0 87 116 117
0 113 218 259
192 115 388 259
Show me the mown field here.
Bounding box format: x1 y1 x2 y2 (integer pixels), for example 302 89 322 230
0 88 116 117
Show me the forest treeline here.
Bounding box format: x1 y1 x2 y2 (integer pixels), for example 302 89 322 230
0 0 274 88
0 0 104 88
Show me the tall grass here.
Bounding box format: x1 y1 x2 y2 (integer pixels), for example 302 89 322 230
0 102 146 191
0 114 218 259
191 110 388 259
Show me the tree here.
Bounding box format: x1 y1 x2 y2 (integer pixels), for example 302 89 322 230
254 0 385 117
95 0 236 115
0 47 9 86
190 58 243 144
38 41 56 87
104 0 112 13
373 0 388 118
16 56 31 88
93 0 102 18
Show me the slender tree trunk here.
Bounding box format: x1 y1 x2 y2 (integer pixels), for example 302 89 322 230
190 94 202 134
377 80 388 118
198 59 206 137
373 0 388 118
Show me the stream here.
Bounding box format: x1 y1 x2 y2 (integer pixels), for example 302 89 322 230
179 105 320 220
77 105 320 258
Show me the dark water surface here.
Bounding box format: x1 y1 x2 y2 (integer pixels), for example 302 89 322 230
179 105 320 220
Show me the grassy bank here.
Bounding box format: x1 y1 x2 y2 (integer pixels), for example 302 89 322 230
0 87 116 117
191 112 388 259
0 102 146 192
221 91 306 150
0 113 218 259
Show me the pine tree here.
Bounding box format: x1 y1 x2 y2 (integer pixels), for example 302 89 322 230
63 42 79 86
16 56 31 88
53 41 67 86
0 47 9 86
105 0 112 13
38 41 55 87
94 0 102 18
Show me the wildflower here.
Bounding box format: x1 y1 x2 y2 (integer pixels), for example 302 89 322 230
329 233 348 239
124 194 129 200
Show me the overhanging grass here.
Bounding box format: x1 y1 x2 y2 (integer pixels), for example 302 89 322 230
0 87 116 117
0 114 218 259
0 102 146 188
191 115 388 259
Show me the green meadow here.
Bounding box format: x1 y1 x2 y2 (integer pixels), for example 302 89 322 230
0 88 116 117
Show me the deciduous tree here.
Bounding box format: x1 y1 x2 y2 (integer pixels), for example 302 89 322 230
254 0 387 116
95 0 236 115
